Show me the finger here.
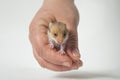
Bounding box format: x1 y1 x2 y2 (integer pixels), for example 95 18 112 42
71 59 83 70
33 49 72 71
67 48 80 61
66 30 80 61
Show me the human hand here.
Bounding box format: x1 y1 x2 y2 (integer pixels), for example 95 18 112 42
29 0 82 71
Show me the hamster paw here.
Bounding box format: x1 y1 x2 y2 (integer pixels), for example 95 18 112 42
49 43 54 48
58 50 65 55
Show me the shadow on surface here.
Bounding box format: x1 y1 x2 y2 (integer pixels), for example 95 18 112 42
55 71 120 79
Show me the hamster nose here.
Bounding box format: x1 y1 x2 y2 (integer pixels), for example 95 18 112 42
58 40 62 44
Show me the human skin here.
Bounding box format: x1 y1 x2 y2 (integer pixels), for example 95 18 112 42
29 0 82 71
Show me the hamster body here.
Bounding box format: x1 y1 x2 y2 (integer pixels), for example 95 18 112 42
48 22 69 54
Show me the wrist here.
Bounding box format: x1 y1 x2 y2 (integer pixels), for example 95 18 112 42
44 0 74 4
44 0 74 2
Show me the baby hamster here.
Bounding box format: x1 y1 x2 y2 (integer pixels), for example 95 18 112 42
48 22 69 54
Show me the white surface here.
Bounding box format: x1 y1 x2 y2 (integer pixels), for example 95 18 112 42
0 0 120 80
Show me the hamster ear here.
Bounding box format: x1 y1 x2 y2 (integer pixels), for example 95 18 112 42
49 22 53 28
62 22 66 26
64 23 66 26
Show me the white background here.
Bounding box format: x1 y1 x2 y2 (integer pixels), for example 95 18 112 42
0 0 120 80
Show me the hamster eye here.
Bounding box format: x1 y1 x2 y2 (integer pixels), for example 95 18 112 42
54 33 57 37
63 32 66 37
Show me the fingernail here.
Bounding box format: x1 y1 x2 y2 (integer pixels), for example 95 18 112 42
71 66 79 70
62 62 71 67
72 49 80 57
73 59 80 63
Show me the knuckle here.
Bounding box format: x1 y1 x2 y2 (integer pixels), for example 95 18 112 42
39 60 46 68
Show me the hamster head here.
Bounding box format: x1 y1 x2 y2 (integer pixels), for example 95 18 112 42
48 22 68 45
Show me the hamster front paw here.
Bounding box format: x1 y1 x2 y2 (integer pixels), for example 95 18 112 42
49 43 54 48
58 50 65 55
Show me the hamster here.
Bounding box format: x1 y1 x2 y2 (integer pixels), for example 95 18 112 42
48 22 69 54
